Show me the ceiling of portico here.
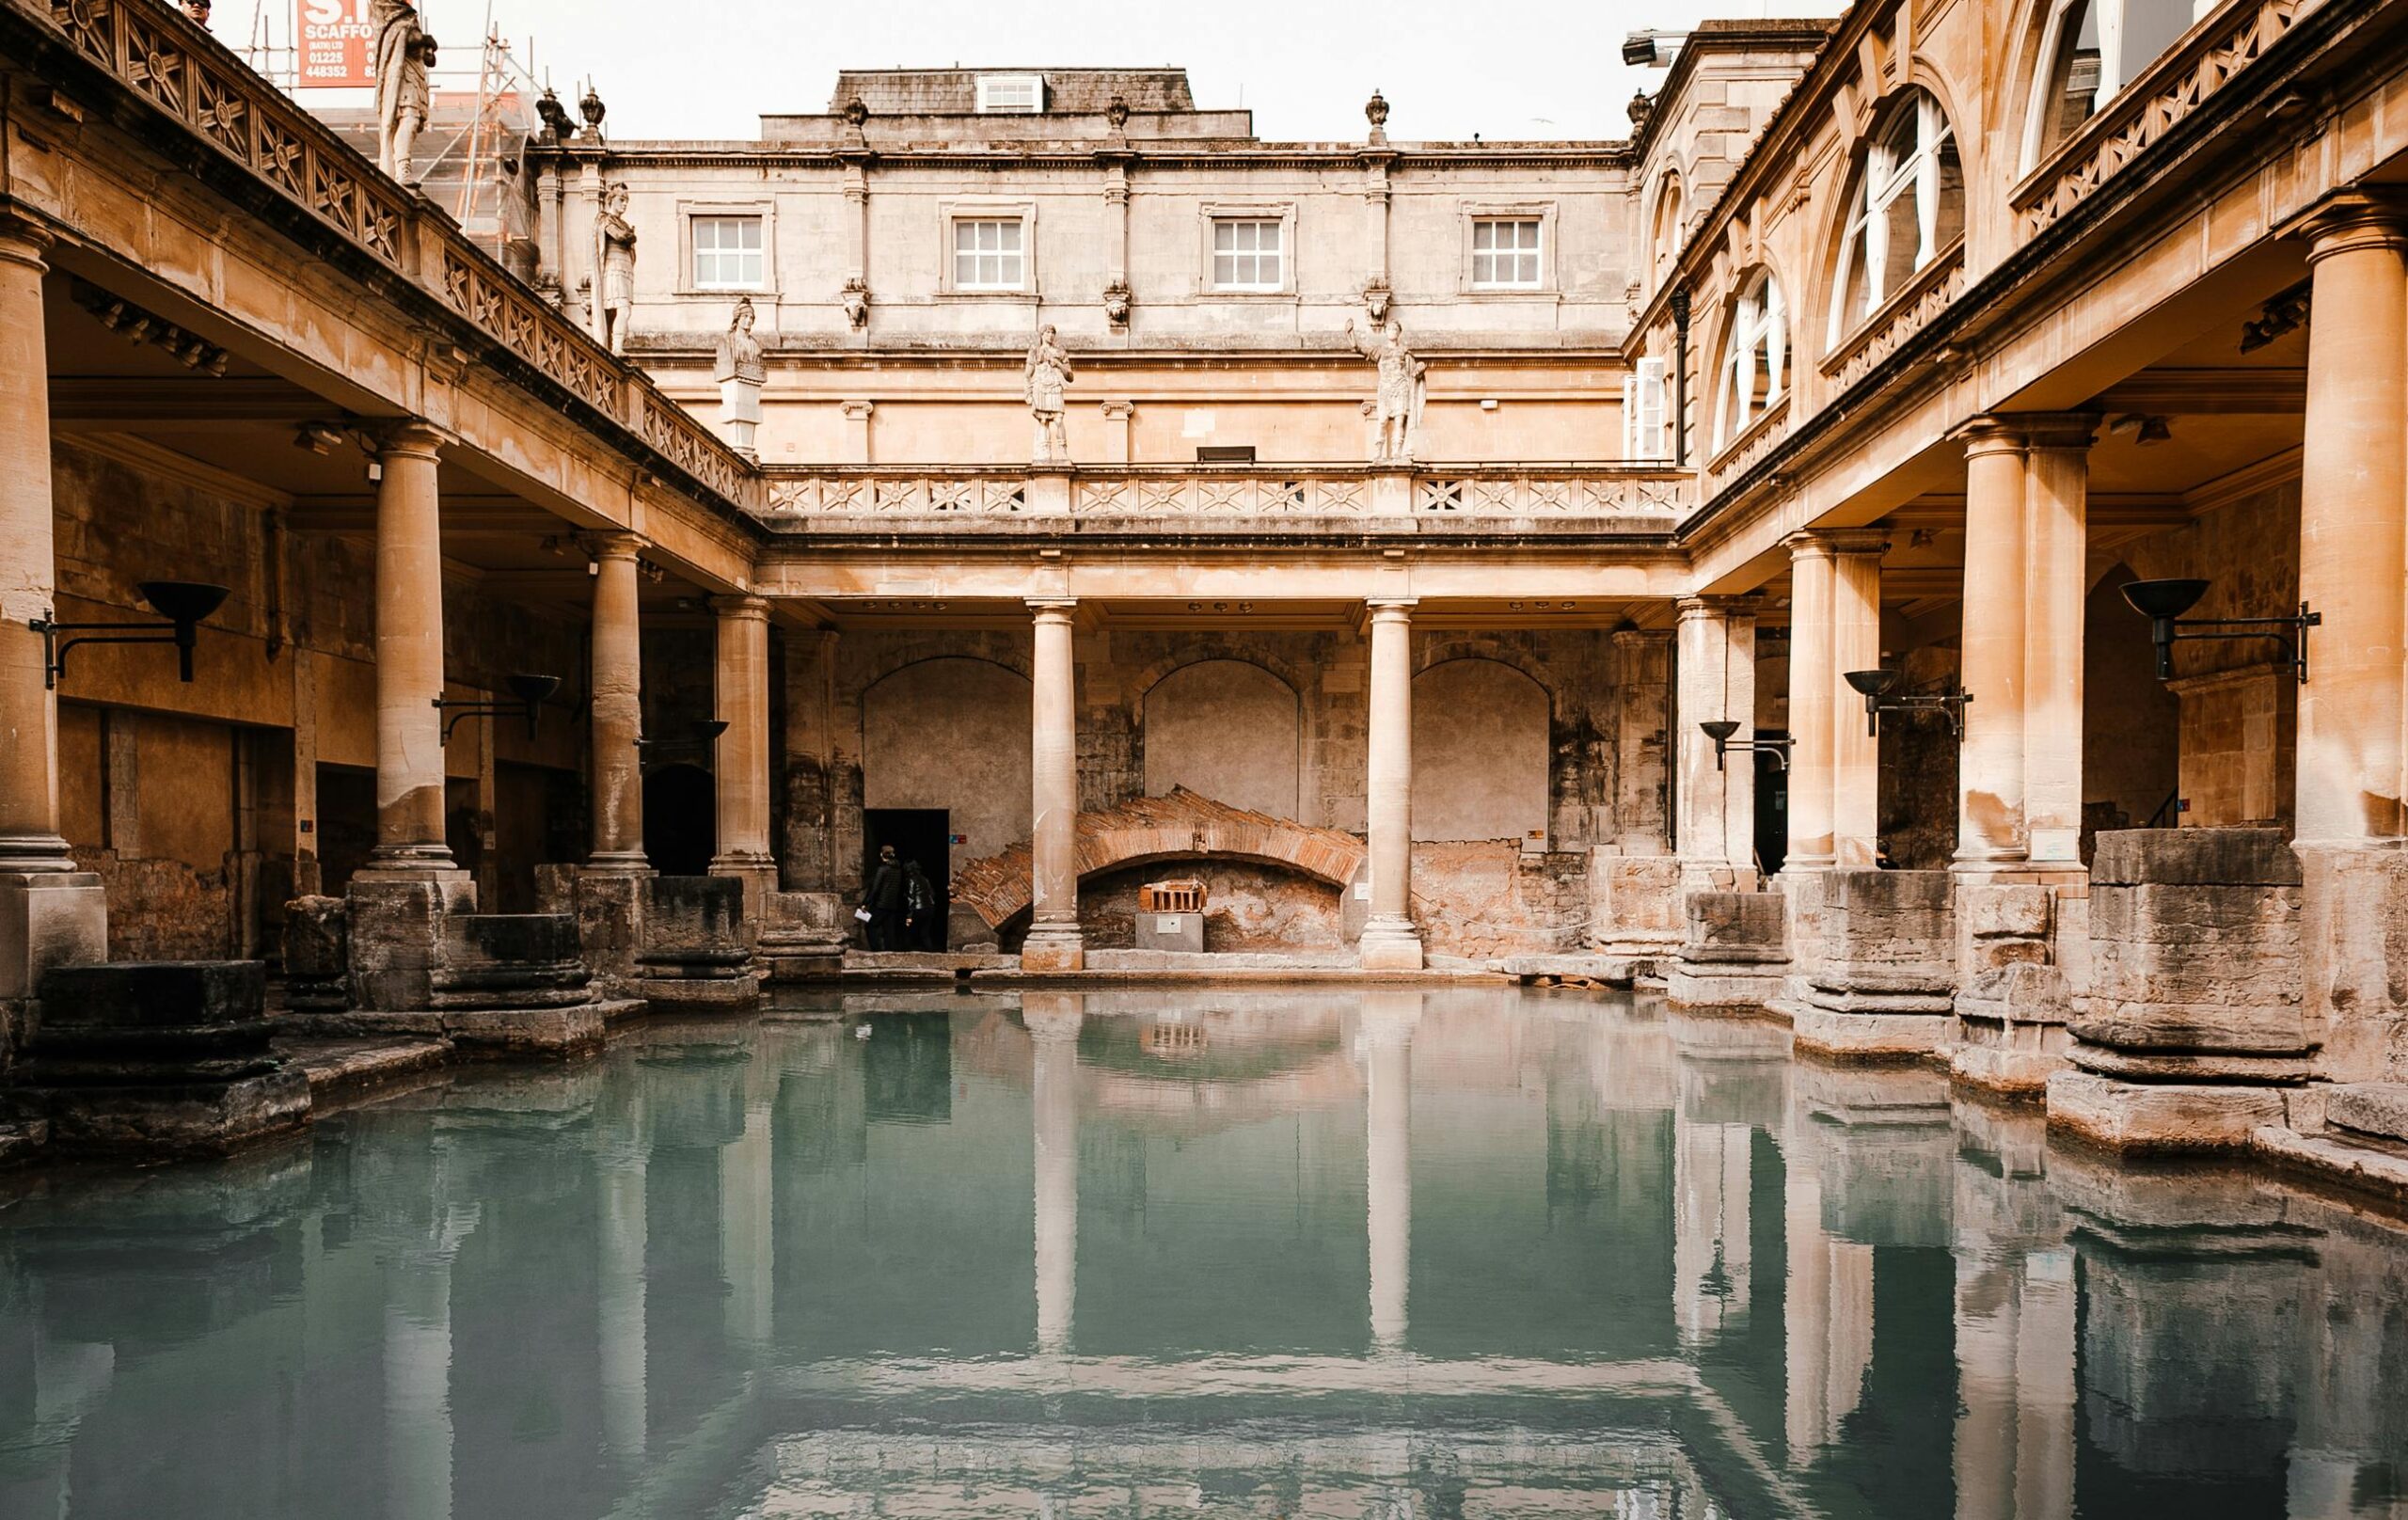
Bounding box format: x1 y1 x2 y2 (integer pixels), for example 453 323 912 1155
791 595 1666 634
41 280 716 618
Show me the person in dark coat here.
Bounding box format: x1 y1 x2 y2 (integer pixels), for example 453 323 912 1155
904 860 942 950
863 845 908 951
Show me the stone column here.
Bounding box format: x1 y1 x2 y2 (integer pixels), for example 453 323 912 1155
1955 420 2030 867
1027 992 1083 1354
1362 990 1419 1353
360 423 456 878
2296 199 2408 846
1360 599 1424 970
1674 596 1759 889
0 213 105 1021
1828 531 1888 869
707 595 776 917
586 533 648 873
1023 601 1085 973
1783 536 1837 872
2021 425 2095 866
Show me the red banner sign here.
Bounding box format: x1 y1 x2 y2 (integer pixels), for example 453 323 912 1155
296 0 376 88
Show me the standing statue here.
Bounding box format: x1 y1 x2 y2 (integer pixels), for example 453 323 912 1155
714 297 768 455
593 182 637 356
1347 318 1427 463
371 0 436 183
1024 325 1075 464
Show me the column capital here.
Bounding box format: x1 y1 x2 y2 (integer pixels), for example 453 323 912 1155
1027 598 1078 623
1366 597 1418 622
1675 594 1761 622
0 204 55 273
1950 415 2033 458
839 399 875 421
371 419 450 461
1098 399 1134 420
707 593 771 621
578 530 647 562
2289 191 2408 261
1783 528 1890 559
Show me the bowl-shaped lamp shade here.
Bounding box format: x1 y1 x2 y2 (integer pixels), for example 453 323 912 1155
1699 720 1741 742
1844 669 1900 699
506 673 562 705
2120 578 2210 620
137 581 231 625
693 720 731 743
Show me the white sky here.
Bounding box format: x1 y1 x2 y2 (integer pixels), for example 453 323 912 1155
256 0 1838 143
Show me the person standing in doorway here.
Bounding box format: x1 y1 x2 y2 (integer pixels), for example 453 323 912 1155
904 859 942 951
863 845 908 952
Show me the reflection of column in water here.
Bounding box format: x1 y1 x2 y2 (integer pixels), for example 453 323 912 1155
1362 990 1421 1354
599 1141 648 1462
1028 994 1085 1354
1673 1118 1751 1346
1950 1100 2073 1520
721 1100 773 1349
1782 1167 1830 1461
0 1334 114 1518
386 1204 476 1520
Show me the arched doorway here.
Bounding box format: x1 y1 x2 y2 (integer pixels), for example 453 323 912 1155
642 763 716 877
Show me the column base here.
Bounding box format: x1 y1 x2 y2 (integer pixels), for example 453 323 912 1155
582 851 655 876
1357 917 1424 973
1022 925 1086 974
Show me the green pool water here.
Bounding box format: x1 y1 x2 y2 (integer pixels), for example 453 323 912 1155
4 987 2405 1518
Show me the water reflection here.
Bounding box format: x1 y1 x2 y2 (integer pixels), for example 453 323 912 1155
3 988 2406 1516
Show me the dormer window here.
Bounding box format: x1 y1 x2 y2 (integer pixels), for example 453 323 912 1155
976 74 1044 113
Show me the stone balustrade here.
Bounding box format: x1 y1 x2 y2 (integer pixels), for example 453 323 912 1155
18 0 758 515
758 464 1693 525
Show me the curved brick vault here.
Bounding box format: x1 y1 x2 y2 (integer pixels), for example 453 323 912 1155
950 788 1367 928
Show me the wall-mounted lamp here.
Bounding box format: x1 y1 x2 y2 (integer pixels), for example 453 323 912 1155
1846 668 1972 738
2121 578 2319 684
433 673 560 745
1699 720 1793 771
30 581 230 690
636 718 728 760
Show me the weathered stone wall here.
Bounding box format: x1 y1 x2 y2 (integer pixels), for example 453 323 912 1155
1077 863 1346 953
787 623 1665 949
45 437 593 954
2123 482 2301 831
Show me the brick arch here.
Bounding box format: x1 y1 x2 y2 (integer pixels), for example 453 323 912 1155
1413 640 1560 716
858 647 1032 697
1125 643 1315 706
948 788 1366 929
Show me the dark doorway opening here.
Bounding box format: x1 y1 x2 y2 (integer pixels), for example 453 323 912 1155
864 809 951 950
643 764 716 877
1754 738 1789 878
314 763 376 897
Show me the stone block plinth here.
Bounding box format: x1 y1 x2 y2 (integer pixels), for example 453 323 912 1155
1590 852 1684 972
1952 961 2073 1095
759 892 848 983
431 913 605 1054
0 871 107 1079
10 961 309 1155
280 895 350 1013
1666 891 1788 1015
345 872 475 1013
1792 870 1955 1062
636 876 760 1014
2297 841 2408 1083
2052 828 2306 1151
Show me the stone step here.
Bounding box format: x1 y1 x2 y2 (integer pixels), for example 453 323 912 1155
2253 1121 2408 1207
2328 1084 2408 1146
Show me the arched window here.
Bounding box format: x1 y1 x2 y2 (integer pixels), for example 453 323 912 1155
1829 91 1964 346
1652 173 1687 280
2027 0 2206 166
1717 271 1787 451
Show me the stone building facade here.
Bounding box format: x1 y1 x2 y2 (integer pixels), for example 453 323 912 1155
6 0 2408 1180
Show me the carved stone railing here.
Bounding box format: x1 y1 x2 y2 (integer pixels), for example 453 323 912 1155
759 465 1692 524
1824 245 1967 395
23 0 758 513
2014 0 2328 239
